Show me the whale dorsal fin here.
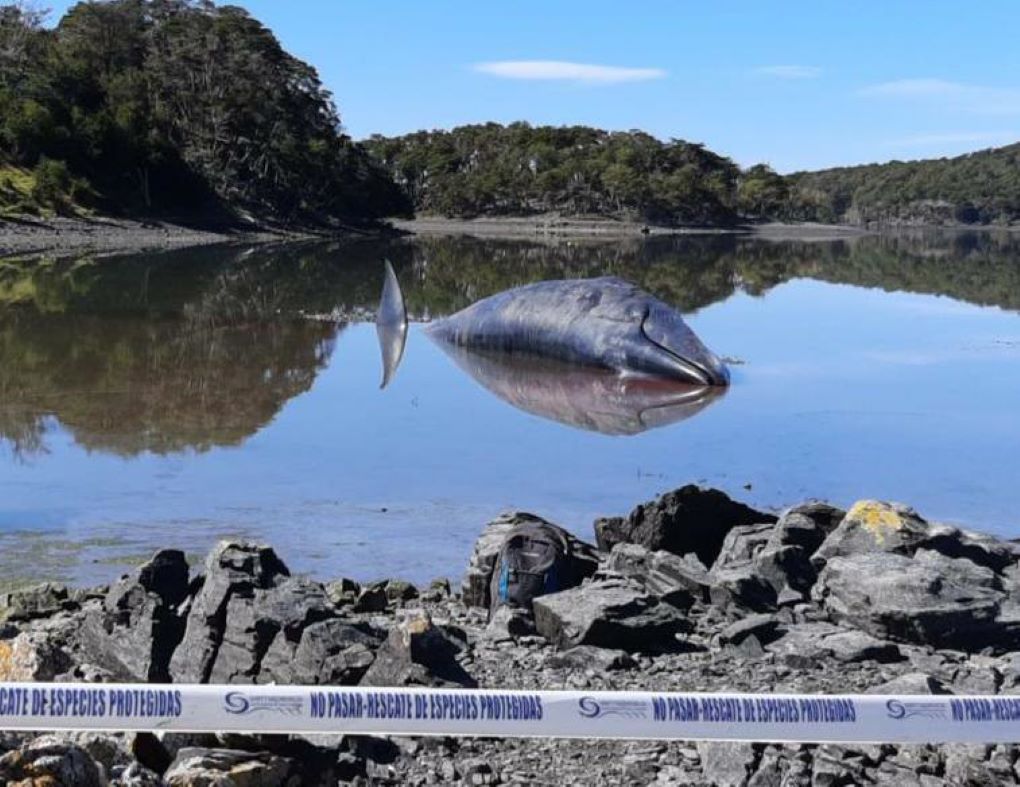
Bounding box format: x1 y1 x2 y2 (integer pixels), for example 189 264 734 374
376 259 408 389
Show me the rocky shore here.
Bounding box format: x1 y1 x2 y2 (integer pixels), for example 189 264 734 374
0 215 390 256
2 485 1020 785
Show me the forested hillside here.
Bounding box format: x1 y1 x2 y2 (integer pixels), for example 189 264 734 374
0 0 410 223
784 144 1020 226
365 123 788 226
368 122 1020 228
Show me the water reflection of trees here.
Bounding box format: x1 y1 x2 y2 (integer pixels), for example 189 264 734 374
3 229 1020 456
0 310 337 457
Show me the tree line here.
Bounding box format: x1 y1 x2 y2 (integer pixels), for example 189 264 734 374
365 123 789 226
0 0 410 222
3 1 1017 228
785 144 1020 226
366 123 1020 228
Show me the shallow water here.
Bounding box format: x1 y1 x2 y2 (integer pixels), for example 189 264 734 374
1 231 1019 586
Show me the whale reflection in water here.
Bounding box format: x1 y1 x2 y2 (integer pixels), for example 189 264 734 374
434 344 726 436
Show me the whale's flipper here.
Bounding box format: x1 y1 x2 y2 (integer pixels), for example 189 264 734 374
376 259 408 389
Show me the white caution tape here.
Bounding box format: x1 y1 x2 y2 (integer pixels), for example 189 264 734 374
0 683 1018 743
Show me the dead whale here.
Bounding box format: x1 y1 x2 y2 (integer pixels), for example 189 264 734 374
425 277 729 385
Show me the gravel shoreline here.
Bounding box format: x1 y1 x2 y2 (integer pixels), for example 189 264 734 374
2 485 1020 784
0 215 388 256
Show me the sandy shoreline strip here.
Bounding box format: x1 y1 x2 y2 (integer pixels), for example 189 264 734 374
1 212 878 256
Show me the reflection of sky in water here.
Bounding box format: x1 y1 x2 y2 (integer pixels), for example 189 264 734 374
2 277 1020 585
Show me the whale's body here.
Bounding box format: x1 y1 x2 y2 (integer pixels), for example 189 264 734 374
425 277 728 386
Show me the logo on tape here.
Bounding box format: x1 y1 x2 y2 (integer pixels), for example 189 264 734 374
224 692 304 717
578 697 647 720
886 699 946 721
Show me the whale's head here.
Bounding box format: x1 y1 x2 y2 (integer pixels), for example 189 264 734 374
628 300 729 386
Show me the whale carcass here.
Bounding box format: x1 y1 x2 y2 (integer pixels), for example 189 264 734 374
425 277 729 386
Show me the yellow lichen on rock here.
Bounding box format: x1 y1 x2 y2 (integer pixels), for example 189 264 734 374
846 500 908 545
0 639 13 681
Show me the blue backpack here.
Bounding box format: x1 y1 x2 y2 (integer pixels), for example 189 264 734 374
489 521 571 618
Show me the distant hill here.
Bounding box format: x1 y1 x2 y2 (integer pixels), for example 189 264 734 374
364 123 789 227
784 143 1020 226
368 123 1020 228
0 1 410 225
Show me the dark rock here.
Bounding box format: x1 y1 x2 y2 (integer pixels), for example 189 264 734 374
324 578 360 607
0 583 70 622
594 485 776 567
867 672 952 695
0 628 72 681
385 580 419 604
532 577 690 652
768 502 845 554
709 523 783 611
604 544 703 607
0 738 104 787
813 551 1008 651
95 549 190 682
546 645 638 672
718 614 782 647
169 542 336 684
486 605 536 639
131 732 173 775
753 545 817 595
727 633 766 659
163 747 297 786
116 761 165 785
353 582 389 613
920 523 1019 574
696 741 758 787
813 500 930 565
423 577 452 601
260 618 382 685
712 522 775 569
461 512 598 610
360 612 476 688
822 630 903 663
766 622 902 666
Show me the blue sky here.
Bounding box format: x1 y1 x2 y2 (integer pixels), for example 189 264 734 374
45 1 1020 172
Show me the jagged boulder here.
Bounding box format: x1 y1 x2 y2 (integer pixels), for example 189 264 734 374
360 612 475 688
708 523 778 611
0 582 70 622
170 542 337 684
766 623 903 665
83 549 191 682
767 502 845 554
812 500 931 565
595 485 776 567
605 543 707 606
813 550 1011 651
260 618 381 685
532 577 690 652
0 737 105 787
461 512 598 609
163 747 298 787
0 628 72 681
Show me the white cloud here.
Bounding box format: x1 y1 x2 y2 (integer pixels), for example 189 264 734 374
753 65 821 79
860 79 1020 115
887 131 1018 148
473 60 666 85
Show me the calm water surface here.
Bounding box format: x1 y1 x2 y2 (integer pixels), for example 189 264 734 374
1 232 1019 586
